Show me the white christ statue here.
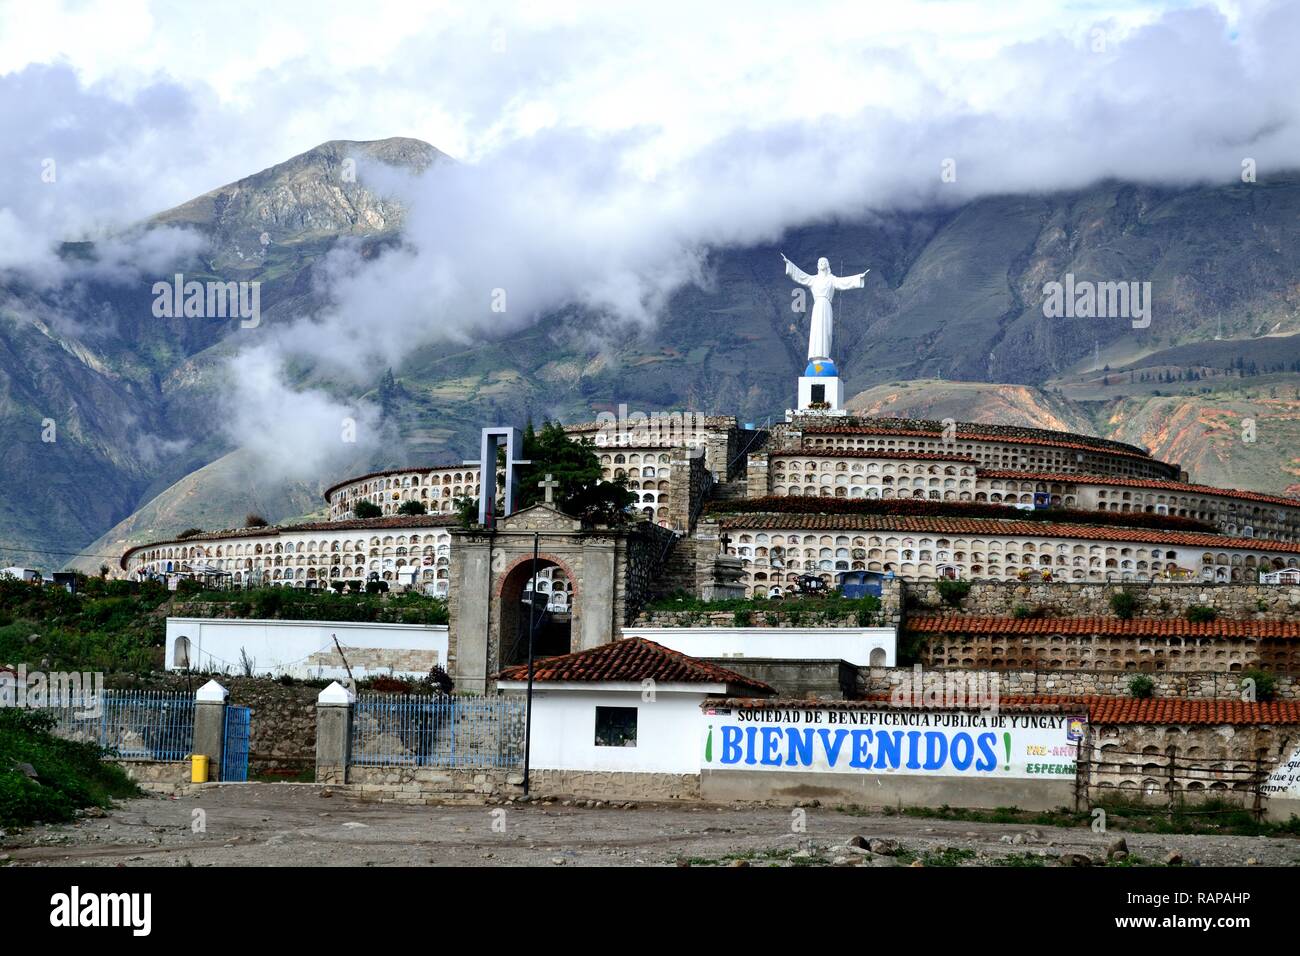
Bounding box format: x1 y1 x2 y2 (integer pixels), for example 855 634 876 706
782 254 870 362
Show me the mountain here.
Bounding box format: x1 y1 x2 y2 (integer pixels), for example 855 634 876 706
3 138 1300 570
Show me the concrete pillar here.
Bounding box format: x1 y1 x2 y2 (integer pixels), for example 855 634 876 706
316 681 356 784
192 679 228 782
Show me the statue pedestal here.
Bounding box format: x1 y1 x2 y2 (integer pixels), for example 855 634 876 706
796 373 843 411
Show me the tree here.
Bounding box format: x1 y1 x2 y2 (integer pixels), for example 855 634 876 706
353 500 382 519
177 528 204 539
396 500 427 516
516 421 636 524
244 513 269 528
452 494 478 528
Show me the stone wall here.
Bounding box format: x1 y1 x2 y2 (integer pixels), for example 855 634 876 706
618 522 677 628
862 665 1300 701
338 765 699 803
905 581 1300 621
1084 721 1294 808
106 674 318 776
666 447 713 531
111 759 195 795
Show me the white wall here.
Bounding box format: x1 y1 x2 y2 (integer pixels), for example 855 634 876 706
622 626 895 667
498 683 711 773
165 618 448 680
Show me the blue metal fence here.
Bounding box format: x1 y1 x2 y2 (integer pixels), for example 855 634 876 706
47 690 195 761
351 694 525 768
222 705 251 782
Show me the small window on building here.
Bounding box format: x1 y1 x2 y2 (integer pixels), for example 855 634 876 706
594 706 637 747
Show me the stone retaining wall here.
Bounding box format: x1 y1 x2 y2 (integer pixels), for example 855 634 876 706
111 759 194 795
337 766 699 804
906 581 1300 621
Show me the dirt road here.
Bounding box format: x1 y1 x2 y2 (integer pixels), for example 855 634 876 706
3 784 1299 867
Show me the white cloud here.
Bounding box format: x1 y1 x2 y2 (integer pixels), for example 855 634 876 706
4 0 1300 480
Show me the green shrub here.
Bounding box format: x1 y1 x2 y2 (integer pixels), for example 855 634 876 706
1185 604 1218 623
1128 675 1155 699
396 500 427 515
1241 668 1277 703
0 709 139 829
1109 589 1139 620
936 579 971 607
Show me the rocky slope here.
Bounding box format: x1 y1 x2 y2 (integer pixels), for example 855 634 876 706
4 138 1300 569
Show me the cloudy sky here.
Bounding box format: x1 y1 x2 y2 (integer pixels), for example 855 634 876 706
4 1 1296 251
4 0 1299 477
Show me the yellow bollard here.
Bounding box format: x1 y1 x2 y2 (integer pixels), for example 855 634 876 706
190 753 209 783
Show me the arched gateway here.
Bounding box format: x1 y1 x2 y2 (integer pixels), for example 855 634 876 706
446 503 671 693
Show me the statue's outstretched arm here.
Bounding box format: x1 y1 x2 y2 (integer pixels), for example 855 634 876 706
782 254 813 286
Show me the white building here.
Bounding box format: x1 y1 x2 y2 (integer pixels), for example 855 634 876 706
622 625 894 668
496 637 772 774
165 617 449 680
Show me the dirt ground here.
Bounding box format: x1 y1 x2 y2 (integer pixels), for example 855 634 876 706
3 783 1299 867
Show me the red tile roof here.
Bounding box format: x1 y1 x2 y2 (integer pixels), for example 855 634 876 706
773 449 979 464
323 464 479 501
717 513 1300 553
978 470 1300 510
908 614 1300 638
708 695 1300 725
800 424 1158 463
495 638 773 694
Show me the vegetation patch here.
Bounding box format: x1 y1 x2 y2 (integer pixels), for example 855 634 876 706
0 709 139 830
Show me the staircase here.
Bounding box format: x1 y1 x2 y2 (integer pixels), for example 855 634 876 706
711 478 748 501
650 535 699 599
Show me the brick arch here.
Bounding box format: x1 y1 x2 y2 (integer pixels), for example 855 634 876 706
495 552 580 602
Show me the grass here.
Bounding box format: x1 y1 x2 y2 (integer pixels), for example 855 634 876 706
0 577 449 676
0 708 139 830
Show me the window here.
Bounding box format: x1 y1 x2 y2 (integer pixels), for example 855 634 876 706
594 706 637 747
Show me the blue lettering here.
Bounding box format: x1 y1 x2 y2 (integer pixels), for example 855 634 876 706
950 733 974 771
905 731 923 770
785 728 814 766
975 732 998 772
875 730 902 769
720 726 743 765
816 728 850 767
744 726 758 765
849 729 874 769
760 727 783 765
922 731 948 770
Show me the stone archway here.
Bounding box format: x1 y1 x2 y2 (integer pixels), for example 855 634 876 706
496 554 578 668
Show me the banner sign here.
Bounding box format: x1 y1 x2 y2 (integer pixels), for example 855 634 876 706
701 707 1084 779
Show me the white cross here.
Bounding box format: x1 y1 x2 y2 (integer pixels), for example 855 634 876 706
538 473 560 504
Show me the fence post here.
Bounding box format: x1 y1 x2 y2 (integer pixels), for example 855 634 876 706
316 682 356 784
193 680 228 781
